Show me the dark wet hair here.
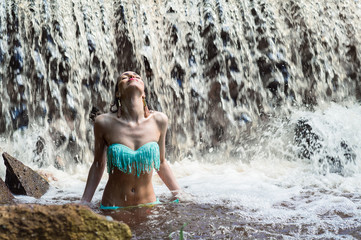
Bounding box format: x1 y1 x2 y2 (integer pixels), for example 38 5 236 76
109 73 149 113
110 78 120 113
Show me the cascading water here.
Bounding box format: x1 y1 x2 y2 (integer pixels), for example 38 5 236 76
1 0 361 239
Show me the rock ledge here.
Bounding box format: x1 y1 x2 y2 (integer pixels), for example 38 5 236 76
0 204 132 240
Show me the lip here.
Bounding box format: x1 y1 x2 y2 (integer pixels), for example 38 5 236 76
129 78 138 81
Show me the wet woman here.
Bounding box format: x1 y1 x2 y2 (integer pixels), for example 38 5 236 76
81 71 181 209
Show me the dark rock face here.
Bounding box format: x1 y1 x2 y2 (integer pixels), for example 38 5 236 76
294 119 356 174
0 178 14 204
3 152 49 198
294 119 322 159
0 204 132 240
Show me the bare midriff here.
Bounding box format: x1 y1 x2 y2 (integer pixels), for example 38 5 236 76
101 169 156 207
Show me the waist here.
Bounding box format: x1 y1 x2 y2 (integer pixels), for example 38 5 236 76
100 198 161 210
102 173 156 207
100 198 180 210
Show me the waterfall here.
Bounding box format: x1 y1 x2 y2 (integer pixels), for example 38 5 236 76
1 0 360 168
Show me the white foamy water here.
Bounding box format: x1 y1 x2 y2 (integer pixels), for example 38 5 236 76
1 101 361 238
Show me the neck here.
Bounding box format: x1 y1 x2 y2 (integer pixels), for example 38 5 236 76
120 94 144 122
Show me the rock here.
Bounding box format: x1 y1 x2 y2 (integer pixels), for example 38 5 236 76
0 178 14 204
294 119 322 159
0 204 132 240
2 152 50 198
294 119 356 175
34 136 46 155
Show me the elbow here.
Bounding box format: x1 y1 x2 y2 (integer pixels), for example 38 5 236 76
92 160 106 171
158 159 167 168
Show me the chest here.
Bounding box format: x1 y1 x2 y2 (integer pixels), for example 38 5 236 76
104 119 160 148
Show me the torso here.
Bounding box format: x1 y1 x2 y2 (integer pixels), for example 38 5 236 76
99 112 162 207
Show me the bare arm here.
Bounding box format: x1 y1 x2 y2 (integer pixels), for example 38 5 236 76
81 116 107 203
156 113 181 197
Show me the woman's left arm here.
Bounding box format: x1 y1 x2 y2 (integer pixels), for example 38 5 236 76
156 112 181 197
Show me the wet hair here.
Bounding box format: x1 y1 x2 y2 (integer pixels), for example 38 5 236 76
110 78 120 113
109 73 149 113
90 106 101 121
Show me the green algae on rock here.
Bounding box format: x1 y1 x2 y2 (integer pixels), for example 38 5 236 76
0 204 132 240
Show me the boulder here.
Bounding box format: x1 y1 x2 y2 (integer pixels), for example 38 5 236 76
0 204 132 240
294 119 322 159
294 119 356 174
2 152 49 198
0 178 14 204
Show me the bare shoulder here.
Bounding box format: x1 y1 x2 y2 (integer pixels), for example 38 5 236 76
151 111 168 129
94 113 113 128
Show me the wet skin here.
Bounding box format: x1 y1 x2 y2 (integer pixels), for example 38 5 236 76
99 111 162 206
81 71 180 207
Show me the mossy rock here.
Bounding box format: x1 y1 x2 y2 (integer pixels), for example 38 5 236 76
0 204 131 240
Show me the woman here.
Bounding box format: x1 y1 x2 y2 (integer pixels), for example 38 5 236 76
81 71 180 209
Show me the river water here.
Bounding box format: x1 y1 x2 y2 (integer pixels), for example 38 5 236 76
1 0 361 239
1 101 361 239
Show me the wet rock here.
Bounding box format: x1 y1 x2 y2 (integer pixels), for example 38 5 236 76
171 64 185 88
10 103 29 130
294 119 322 159
0 204 132 240
2 152 49 198
87 34 97 53
32 136 47 167
0 41 5 64
340 140 356 163
221 28 231 46
267 79 281 95
49 128 67 148
143 56 152 78
54 155 65 170
170 25 178 44
0 102 5 134
0 178 14 204
294 119 356 174
167 7 176 13
10 47 24 71
34 136 45 155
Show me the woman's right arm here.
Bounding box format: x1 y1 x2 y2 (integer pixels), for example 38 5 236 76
81 115 107 203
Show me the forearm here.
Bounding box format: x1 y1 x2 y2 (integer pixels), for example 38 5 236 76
81 161 105 203
157 160 180 196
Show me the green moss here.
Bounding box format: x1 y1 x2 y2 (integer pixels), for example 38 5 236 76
0 204 132 240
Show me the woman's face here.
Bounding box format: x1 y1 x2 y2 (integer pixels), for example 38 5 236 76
117 71 145 97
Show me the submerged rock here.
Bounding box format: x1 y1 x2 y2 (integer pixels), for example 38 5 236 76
2 152 49 198
0 204 132 240
0 178 14 204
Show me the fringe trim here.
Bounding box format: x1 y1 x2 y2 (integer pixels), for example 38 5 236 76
107 142 160 178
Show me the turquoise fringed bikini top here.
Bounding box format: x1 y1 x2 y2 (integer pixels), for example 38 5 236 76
107 142 160 177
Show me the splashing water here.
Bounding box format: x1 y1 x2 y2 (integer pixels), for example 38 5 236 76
1 0 361 238
5 102 361 239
